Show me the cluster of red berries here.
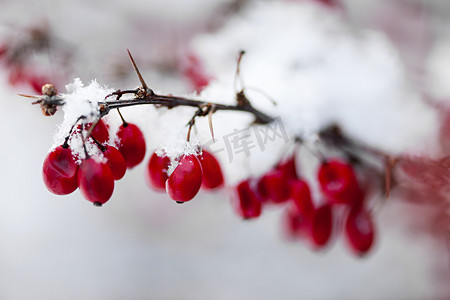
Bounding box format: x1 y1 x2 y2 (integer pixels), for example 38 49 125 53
42 117 226 205
146 149 224 202
233 155 375 256
43 116 375 255
42 119 146 206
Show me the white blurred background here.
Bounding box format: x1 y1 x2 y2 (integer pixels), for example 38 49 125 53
0 0 449 299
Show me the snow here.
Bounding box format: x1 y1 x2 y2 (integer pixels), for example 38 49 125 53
50 79 113 160
0 0 446 299
193 1 438 156
427 37 450 103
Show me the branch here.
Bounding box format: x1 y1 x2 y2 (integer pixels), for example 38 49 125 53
101 91 274 124
23 50 275 125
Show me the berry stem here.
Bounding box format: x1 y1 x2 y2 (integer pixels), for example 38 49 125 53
117 108 128 127
63 115 86 148
234 50 246 93
92 135 107 152
80 123 90 159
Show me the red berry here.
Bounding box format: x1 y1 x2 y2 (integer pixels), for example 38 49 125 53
234 179 262 219
282 203 310 240
44 145 78 178
166 155 203 202
78 157 115 206
117 123 146 169
276 154 298 180
200 149 224 190
317 159 362 204
43 167 78 195
89 119 109 144
146 151 171 191
290 179 314 219
77 119 109 144
309 204 333 248
257 169 290 204
345 207 375 256
103 146 126 180
42 146 78 195
181 54 211 92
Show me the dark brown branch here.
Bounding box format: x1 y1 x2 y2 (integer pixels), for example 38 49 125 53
101 92 274 124
24 50 275 126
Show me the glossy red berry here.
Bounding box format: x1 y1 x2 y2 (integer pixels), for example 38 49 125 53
200 149 224 190
257 169 290 204
290 179 314 219
309 204 333 248
317 159 362 204
146 151 171 192
117 123 146 169
345 207 375 256
89 119 109 144
77 119 109 144
78 157 114 206
103 146 126 180
234 179 262 219
43 166 78 196
45 145 78 178
42 145 78 195
166 155 203 202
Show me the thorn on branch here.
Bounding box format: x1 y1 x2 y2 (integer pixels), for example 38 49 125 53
234 50 246 93
208 104 216 142
127 49 154 97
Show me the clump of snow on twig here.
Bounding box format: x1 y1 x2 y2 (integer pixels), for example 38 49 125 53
51 78 114 160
